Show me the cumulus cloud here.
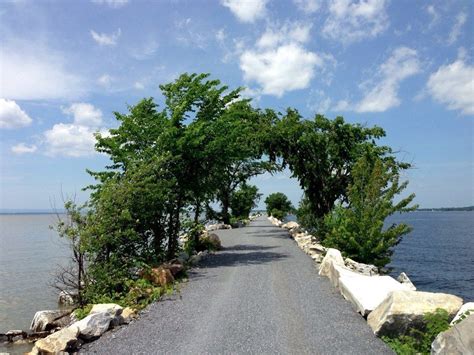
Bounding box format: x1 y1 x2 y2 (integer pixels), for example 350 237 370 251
221 0 268 23
448 12 467 45
322 0 389 44
427 57 474 115
355 47 421 112
11 143 37 154
91 0 128 8
90 28 121 46
61 103 103 127
0 99 33 129
240 23 328 97
293 0 321 14
44 123 104 157
0 40 85 100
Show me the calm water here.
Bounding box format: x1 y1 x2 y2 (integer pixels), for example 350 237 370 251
387 211 473 302
0 214 69 334
0 211 472 336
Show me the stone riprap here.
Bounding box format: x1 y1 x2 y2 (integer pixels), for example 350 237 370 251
431 313 474 354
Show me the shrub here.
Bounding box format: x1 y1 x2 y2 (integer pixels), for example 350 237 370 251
382 308 450 355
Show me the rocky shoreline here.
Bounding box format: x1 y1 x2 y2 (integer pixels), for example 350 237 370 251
0 217 257 354
268 215 474 354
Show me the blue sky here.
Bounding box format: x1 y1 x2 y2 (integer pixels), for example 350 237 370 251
0 0 473 210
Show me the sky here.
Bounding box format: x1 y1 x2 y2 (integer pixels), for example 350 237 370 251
0 0 473 211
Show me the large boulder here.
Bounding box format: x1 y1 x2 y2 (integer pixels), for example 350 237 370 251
199 233 222 251
338 273 410 316
162 259 185 276
74 312 113 340
205 223 231 231
142 267 175 287
319 248 345 277
90 303 123 317
344 258 379 276
367 290 463 337
30 309 72 332
34 326 80 353
431 313 474 354
450 302 474 325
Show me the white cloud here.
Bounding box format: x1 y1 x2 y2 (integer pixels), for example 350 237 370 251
44 123 103 157
221 0 268 23
0 40 85 100
134 81 145 90
448 12 467 45
240 23 327 97
61 103 103 127
97 74 113 87
131 39 159 60
90 28 121 46
427 57 474 115
333 99 351 111
322 0 389 44
307 90 331 113
91 0 128 8
11 143 37 154
426 5 439 28
355 47 421 112
0 99 33 129
294 0 321 14
216 29 226 42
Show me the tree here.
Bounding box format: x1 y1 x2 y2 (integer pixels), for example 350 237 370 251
322 155 417 267
264 192 294 220
230 183 262 220
264 110 407 232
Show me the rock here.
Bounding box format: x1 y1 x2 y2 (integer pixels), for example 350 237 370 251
339 273 411 316
177 251 190 263
30 309 72 332
34 326 80 353
319 248 345 277
206 233 222 250
5 330 27 342
58 290 76 305
344 258 379 276
205 223 231 231
121 307 138 324
431 313 474 354
367 290 463 337
396 272 416 291
74 312 112 340
450 302 474 325
142 267 175 287
90 303 123 317
157 268 175 287
163 260 185 276
282 221 299 230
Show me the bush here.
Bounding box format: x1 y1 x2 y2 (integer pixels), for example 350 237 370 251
382 308 450 355
322 156 416 267
230 184 261 220
265 193 293 219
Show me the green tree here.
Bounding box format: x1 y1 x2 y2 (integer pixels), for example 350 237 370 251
323 155 417 267
264 192 294 219
230 183 262 220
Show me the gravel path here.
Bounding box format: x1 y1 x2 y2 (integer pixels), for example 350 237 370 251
84 216 392 354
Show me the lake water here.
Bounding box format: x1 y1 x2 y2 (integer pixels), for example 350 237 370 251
0 211 472 337
0 214 69 335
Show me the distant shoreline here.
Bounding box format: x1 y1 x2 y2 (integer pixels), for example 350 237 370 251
416 206 474 212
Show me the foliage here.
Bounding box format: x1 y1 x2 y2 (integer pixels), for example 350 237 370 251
230 183 262 220
322 155 417 267
264 111 409 231
264 192 294 219
382 309 450 355
73 304 93 320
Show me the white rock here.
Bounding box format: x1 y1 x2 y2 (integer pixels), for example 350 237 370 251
30 309 71 332
34 326 80 353
206 223 231 231
367 290 463 337
432 313 474 354
74 312 113 340
281 221 299 230
319 248 345 277
90 303 123 317
396 272 416 291
450 302 474 325
58 290 76 305
339 273 411 316
344 258 379 276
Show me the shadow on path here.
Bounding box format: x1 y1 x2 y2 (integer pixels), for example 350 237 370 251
200 250 288 268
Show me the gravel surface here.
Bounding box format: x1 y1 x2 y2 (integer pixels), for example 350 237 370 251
83 216 393 354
